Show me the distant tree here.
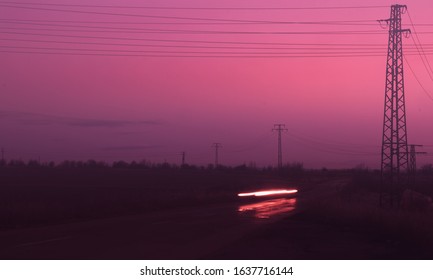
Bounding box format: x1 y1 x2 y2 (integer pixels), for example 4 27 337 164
234 164 247 171
139 159 150 168
159 162 172 169
59 160 73 168
248 162 257 170
86 159 98 168
353 163 369 172
113 160 129 169
129 161 139 169
27 160 41 167
84 160 106 168
8 159 26 167
180 163 197 170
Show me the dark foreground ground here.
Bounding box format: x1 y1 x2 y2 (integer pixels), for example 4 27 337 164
210 183 433 259
209 209 433 260
1 165 433 259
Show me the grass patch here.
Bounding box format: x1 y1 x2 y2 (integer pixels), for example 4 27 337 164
303 189 433 251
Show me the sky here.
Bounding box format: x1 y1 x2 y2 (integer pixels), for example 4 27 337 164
1 0 433 169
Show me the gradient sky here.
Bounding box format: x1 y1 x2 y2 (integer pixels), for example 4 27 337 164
1 0 433 169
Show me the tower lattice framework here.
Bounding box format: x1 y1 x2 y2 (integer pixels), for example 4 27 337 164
380 4 411 206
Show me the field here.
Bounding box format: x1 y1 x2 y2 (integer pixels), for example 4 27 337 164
1 162 433 259
210 168 433 259
0 164 269 229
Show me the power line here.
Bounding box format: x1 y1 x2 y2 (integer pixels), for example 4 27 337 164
0 45 401 55
0 31 391 46
9 19 433 26
0 18 383 26
0 26 389 35
0 4 387 24
403 56 433 102
406 9 433 82
287 134 379 156
285 129 380 149
0 18 382 26
2 46 433 57
0 38 390 50
285 131 379 155
404 23 433 26
0 50 395 58
5 36 433 48
10 25 433 35
0 2 389 10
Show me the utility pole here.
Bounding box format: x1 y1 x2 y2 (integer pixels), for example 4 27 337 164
212 143 222 167
408 144 426 179
0 147 4 166
379 4 411 207
272 124 287 169
181 151 186 166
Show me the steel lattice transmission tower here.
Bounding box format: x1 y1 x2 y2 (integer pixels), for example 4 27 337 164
408 144 426 179
212 143 222 167
379 4 411 206
181 151 186 166
272 124 287 169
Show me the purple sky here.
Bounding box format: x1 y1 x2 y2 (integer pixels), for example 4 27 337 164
1 0 433 169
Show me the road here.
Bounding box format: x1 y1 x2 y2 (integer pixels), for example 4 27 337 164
0 179 347 259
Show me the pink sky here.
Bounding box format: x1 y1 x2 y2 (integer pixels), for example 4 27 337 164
1 0 433 168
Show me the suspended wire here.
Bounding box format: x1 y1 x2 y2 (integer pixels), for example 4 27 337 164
285 130 379 150
0 45 398 55
404 23 433 26
0 18 382 26
3 36 433 49
0 7 430 57
0 2 389 10
0 50 393 58
279 127 380 157
0 4 389 24
287 134 379 156
1 44 432 57
403 55 433 102
281 130 380 157
11 18 433 26
0 38 391 50
2 45 432 56
0 26 389 35
406 10 433 82
0 31 391 46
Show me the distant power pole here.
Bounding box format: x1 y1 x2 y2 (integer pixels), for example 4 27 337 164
181 151 186 166
272 124 287 169
212 143 222 166
408 144 426 178
379 4 411 207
